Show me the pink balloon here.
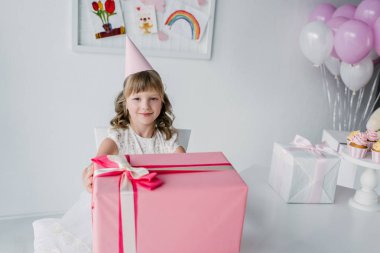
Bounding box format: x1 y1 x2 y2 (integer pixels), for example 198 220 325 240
354 0 380 27
327 17 349 58
309 3 336 22
373 17 380 55
332 4 356 19
334 19 374 64
327 16 349 33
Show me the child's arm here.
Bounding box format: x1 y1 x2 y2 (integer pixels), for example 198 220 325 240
82 138 119 192
175 146 186 153
96 138 119 156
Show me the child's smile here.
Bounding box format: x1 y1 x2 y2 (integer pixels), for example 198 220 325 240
140 112 154 117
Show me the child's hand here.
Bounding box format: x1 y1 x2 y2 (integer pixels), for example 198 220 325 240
82 163 94 193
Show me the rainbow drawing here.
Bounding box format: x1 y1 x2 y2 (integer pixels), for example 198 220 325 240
164 10 201 40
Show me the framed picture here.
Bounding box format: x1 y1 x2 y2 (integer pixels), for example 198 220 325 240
72 0 216 59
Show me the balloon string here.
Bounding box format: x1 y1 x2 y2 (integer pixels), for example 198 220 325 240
321 65 332 111
332 96 337 130
330 68 339 130
322 61 380 131
331 71 339 130
336 77 342 131
348 90 354 130
321 65 336 129
320 66 327 94
352 88 364 129
343 86 348 130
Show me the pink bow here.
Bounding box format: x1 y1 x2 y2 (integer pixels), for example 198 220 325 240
92 155 162 190
291 135 335 157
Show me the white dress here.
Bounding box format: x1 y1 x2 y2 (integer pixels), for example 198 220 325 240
33 127 180 253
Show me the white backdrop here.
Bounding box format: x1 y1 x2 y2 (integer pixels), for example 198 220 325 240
0 0 360 217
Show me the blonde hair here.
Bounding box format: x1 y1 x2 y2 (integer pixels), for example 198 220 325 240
110 70 175 140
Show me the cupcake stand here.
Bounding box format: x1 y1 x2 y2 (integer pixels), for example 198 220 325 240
340 147 380 212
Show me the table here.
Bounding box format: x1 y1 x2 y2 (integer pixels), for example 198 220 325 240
238 166 380 253
340 147 380 212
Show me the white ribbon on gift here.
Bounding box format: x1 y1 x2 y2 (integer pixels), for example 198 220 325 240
93 155 150 179
93 155 151 253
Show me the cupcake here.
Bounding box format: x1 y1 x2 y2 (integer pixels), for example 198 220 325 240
372 141 380 163
347 130 360 145
348 133 368 159
366 129 379 150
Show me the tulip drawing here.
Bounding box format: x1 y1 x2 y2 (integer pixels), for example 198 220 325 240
91 0 117 26
92 1 99 11
105 0 115 15
98 1 103 10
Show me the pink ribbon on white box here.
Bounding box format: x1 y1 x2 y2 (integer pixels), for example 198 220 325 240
290 135 338 202
290 135 337 157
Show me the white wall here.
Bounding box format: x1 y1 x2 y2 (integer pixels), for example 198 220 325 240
0 0 360 217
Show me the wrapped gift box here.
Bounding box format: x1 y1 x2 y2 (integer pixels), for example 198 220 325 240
92 152 248 253
322 129 380 193
268 141 341 203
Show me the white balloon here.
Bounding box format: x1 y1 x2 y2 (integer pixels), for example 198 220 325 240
299 21 334 66
324 56 341 77
340 56 374 92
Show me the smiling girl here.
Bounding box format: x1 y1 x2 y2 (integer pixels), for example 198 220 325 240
33 37 185 253
82 45 186 193
82 69 186 193
105 69 185 156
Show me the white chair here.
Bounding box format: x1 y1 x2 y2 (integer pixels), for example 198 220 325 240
94 127 191 151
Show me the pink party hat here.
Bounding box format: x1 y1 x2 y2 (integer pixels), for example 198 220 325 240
125 36 153 78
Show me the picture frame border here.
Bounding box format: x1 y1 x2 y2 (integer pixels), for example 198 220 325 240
71 0 216 59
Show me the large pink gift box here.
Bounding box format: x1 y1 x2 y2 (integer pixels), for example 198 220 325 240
92 152 248 253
